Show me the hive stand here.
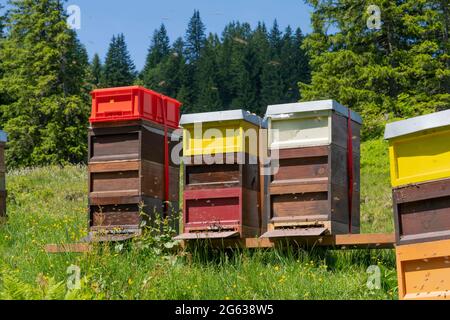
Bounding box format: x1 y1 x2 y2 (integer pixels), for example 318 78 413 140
45 232 395 253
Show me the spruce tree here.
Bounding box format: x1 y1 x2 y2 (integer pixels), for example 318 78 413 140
269 20 283 57
90 53 103 88
280 26 310 102
0 0 90 167
194 33 222 112
102 33 136 87
141 24 171 89
143 24 170 70
184 10 206 63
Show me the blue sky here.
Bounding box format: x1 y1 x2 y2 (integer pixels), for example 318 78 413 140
1 0 314 70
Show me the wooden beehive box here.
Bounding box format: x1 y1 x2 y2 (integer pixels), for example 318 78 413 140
392 178 450 245
385 110 450 188
176 110 265 240
385 110 450 244
263 100 362 237
88 120 181 235
0 131 6 219
396 239 450 300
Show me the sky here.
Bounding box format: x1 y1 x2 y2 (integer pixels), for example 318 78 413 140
1 0 314 70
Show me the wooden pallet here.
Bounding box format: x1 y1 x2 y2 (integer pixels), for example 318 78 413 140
180 233 395 250
45 233 395 253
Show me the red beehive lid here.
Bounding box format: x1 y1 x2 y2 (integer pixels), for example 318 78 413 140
90 86 182 129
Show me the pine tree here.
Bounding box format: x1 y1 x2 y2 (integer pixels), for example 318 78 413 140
302 0 449 139
194 33 222 112
280 26 310 102
90 53 102 88
141 24 171 89
0 4 5 39
248 22 271 113
0 0 91 167
143 24 170 70
268 20 283 58
184 10 206 63
218 22 254 110
102 34 136 87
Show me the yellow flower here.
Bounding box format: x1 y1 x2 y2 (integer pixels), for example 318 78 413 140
128 278 133 285
225 297 230 300
274 266 279 271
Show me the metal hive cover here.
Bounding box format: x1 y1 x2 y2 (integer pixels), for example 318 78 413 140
384 109 450 140
179 109 266 128
265 100 363 124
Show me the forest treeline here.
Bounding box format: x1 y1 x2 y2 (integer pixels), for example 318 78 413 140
0 0 448 167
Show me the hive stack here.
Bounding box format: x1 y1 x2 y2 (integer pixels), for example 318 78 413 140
176 110 266 240
88 86 182 238
385 110 450 300
262 100 362 238
0 131 7 219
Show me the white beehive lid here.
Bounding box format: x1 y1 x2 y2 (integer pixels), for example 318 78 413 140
180 109 266 128
384 109 450 140
265 100 363 124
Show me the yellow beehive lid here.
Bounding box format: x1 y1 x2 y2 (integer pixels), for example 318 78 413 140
385 110 450 187
180 110 264 157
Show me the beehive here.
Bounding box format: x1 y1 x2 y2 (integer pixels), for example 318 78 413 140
385 110 450 188
385 110 450 245
396 239 450 300
176 110 265 239
0 131 7 219
88 87 182 237
262 100 362 237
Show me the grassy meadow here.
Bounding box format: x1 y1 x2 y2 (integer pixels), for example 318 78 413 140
0 139 398 300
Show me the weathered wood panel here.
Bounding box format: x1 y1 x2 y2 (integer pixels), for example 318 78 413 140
268 138 361 235
393 178 450 245
89 196 179 233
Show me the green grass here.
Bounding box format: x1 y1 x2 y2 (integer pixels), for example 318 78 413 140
0 139 398 300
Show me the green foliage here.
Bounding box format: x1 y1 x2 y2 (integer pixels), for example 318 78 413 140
0 0 91 167
0 141 398 300
141 14 310 115
184 10 206 63
302 0 450 140
101 34 136 87
90 53 103 88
